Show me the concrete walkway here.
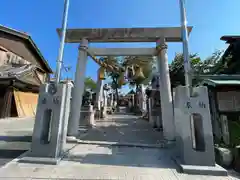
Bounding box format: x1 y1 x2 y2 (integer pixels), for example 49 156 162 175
77 113 165 146
0 117 34 167
0 114 239 179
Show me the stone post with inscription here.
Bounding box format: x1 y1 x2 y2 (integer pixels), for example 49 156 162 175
95 78 103 111
149 73 162 129
20 82 70 165
110 91 114 107
61 80 73 149
100 84 109 118
173 85 227 175
80 90 95 127
94 78 103 118
140 84 147 115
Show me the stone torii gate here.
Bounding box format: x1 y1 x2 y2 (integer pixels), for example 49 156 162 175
58 27 193 141
18 0 227 174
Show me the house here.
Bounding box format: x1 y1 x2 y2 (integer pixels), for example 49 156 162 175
200 75 240 171
213 36 240 74
0 25 52 118
200 75 240 145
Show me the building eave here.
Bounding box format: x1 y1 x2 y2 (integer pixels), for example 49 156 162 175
0 25 53 73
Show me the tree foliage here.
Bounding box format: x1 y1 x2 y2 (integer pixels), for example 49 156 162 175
102 56 124 88
84 76 97 91
211 43 240 74
102 56 125 106
169 53 200 87
169 50 223 87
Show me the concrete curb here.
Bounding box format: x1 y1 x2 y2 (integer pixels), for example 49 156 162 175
0 150 29 169
66 129 92 143
173 157 228 176
75 139 167 149
0 117 34 122
0 143 78 169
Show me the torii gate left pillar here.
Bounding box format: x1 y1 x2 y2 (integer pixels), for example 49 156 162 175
156 37 175 141
67 39 88 138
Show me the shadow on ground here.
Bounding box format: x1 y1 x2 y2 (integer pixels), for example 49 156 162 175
78 114 164 145
228 170 240 179
66 112 175 169
0 135 32 142
0 134 32 167
64 144 177 169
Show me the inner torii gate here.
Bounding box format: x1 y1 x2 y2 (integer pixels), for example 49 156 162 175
57 27 193 141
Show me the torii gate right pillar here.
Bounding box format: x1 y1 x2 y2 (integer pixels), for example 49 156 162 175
156 37 175 141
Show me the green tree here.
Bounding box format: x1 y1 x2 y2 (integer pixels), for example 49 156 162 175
209 48 235 74
102 56 125 108
84 77 97 91
195 50 223 75
169 53 201 87
169 50 222 87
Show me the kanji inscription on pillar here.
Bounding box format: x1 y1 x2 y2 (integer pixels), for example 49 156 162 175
53 96 60 105
185 101 206 109
42 98 47 104
198 101 206 108
186 101 192 109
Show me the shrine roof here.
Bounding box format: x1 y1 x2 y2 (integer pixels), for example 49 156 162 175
57 26 193 43
221 36 240 44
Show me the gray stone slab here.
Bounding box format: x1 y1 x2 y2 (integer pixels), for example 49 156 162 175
19 156 61 165
66 136 78 143
57 27 193 43
174 158 228 176
76 139 166 149
18 142 77 165
0 118 34 168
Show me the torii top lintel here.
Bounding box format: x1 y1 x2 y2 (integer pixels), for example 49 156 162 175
57 26 193 43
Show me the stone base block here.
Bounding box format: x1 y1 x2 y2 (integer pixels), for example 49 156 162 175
66 136 78 143
116 106 120 112
215 147 233 168
94 109 100 119
174 158 227 176
100 107 107 119
106 107 113 114
80 105 95 126
19 156 61 165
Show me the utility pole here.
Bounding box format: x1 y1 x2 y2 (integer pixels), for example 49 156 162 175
55 0 70 83
179 0 192 96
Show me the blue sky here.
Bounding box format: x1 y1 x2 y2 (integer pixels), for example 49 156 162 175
1 0 240 92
